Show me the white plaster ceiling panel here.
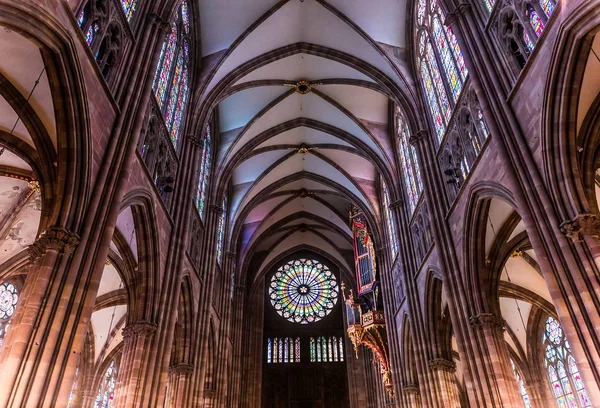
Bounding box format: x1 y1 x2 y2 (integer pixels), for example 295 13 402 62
500 297 531 352
91 305 127 362
115 207 138 262
0 177 28 222
243 195 291 224
577 33 600 132
325 0 407 47
508 219 526 241
104 319 125 364
0 27 56 148
240 154 369 212
219 86 289 132
318 149 376 181
504 331 520 356
502 256 552 302
0 96 33 147
206 0 401 93
199 0 282 56
256 230 352 280
485 199 514 256
318 85 389 124
0 149 31 171
97 263 123 297
234 54 376 85
0 191 41 265
232 150 290 185
255 126 353 150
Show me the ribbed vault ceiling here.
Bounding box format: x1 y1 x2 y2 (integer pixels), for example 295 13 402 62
196 0 416 283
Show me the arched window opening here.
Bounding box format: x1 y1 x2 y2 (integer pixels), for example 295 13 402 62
527 7 545 37
195 124 212 219
396 107 423 214
267 337 301 363
94 360 117 408
543 316 592 408
216 194 227 264
0 281 19 349
510 359 532 408
120 0 137 22
382 182 399 258
67 366 79 408
152 0 191 147
310 336 345 363
416 0 468 142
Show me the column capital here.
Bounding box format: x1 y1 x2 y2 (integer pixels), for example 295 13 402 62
389 198 403 210
187 134 205 147
444 2 472 27
122 320 158 339
469 313 505 334
428 358 457 373
402 383 420 395
560 214 600 242
225 251 236 259
169 363 194 374
409 130 428 147
209 204 223 214
29 227 80 261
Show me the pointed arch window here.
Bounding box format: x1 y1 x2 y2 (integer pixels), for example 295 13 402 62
120 0 137 22
416 0 468 141
396 107 423 213
67 366 80 408
310 336 345 362
152 0 191 147
267 337 300 363
0 282 20 349
94 360 117 408
382 182 399 258
216 194 227 264
195 124 211 219
543 316 592 408
510 359 532 408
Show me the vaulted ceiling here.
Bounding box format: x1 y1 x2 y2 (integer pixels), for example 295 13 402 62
195 0 419 284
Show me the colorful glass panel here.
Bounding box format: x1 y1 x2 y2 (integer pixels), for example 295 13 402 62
85 23 99 47
94 361 117 408
523 32 535 53
269 259 339 324
382 182 399 257
544 316 592 408
421 61 446 140
0 283 19 320
540 0 555 18
77 10 85 27
511 360 532 408
432 16 462 101
67 367 79 408
153 26 178 108
397 108 423 214
196 126 211 219
483 0 495 12
216 195 227 264
425 43 452 124
181 1 190 33
529 9 545 37
417 0 427 24
120 0 137 22
267 338 272 363
446 23 468 81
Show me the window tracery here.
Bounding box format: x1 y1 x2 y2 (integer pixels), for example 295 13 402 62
269 259 339 324
382 182 399 259
510 359 532 408
411 200 433 265
266 337 301 363
94 360 117 408
396 107 423 214
216 194 227 264
152 1 191 147
543 316 591 408
0 281 19 349
310 336 345 363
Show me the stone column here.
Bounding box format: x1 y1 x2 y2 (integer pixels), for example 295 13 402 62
165 363 194 408
428 359 461 408
113 321 158 408
402 384 422 407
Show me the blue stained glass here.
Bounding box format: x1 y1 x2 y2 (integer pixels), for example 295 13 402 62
216 195 227 264
529 9 546 37
510 360 532 408
382 182 398 256
77 10 85 27
85 23 99 47
397 108 423 212
153 26 178 108
268 259 339 324
523 32 535 53
540 0 555 18
483 0 495 12
425 43 452 124
267 338 272 363
421 61 445 140
94 361 117 408
181 0 190 33
417 0 427 24
196 126 211 219
120 0 137 22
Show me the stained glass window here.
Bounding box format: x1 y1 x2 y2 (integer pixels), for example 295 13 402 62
269 259 339 324
396 107 423 214
543 316 592 408
540 0 555 18
528 8 545 37
85 22 99 47
310 336 345 362
195 125 211 219
152 1 191 147
523 32 535 53
417 0 468 142
120 0 137 22
510 359 532 408
94 360 117 408
67 367 79 408
483 0 495 12
266 337 300 363
382 182 399 258
216 194 227 264
0 282 19 348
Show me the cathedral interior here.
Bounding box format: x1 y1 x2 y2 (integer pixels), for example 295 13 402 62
0 0 599 407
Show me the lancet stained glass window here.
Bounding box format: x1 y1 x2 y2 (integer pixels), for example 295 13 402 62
269 259 339 324
382 182 399 258
540 0 555 18
120 0 137 22
195 125 211 219
152 0 191 147
528 8 545 37
510 359 532 408
0 282 19 349
216 194 227 264
417 0 468 142
396 107 423 213
94 360 117 408
310 336 345 362
67 367 79 408
543 316 591 408
267 337 300 363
